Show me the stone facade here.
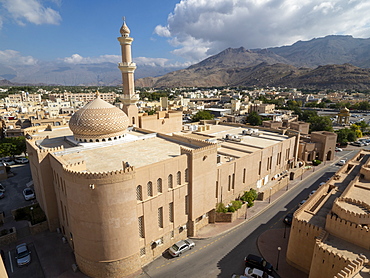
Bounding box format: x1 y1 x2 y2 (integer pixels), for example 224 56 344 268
286 150 370 277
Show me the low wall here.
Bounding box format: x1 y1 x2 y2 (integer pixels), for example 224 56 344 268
0 227 16 245
215 203 247 222
29 221 48 235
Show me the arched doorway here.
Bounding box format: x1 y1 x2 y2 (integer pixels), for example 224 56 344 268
326 151 332 161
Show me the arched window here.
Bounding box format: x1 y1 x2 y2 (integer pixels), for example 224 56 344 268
136 185 143 201
177 171 181 185
168 174 173 188
157 178 162 193
147 181 153 197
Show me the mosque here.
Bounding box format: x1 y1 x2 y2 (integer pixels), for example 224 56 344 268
25 20 337 277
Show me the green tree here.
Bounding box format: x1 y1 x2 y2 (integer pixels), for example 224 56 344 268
308 116 333 132
1 137 26 155
335 128 357 144
246 111 262 126
191 110 214 122
0 143 16 158
299 110 318 122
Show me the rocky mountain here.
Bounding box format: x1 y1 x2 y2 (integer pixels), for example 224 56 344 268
135 35 370 89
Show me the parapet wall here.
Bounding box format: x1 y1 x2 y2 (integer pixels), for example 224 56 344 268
309 233 366 278
286 218 323 273
332 197 370 225
334 254 368 278
325 213 370 250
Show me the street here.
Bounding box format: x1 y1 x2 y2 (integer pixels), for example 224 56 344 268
138 149 357 278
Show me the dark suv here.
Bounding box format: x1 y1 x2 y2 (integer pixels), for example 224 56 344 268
244 254 273 274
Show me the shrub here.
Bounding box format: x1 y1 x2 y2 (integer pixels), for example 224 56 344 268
242 189 258 207
231 200 243 210
216 203 228 213
227 206 236 212
312 159 322 166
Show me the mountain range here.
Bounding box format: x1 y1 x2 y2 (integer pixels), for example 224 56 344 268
135 35 370 90
2 35 370 89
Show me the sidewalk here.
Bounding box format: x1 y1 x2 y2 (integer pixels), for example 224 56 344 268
193 161 334 278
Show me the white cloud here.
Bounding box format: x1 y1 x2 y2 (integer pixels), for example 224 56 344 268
155 0 370 62
0 49 38 65
62 54 120 64
62 54 191 68
1 0 61 26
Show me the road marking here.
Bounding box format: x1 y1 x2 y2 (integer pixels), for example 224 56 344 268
8 251 13 273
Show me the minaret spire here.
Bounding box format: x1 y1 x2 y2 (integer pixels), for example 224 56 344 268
117 17 138 126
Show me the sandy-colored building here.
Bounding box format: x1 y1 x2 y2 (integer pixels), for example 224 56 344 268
287 149 370 277
24 20 339 278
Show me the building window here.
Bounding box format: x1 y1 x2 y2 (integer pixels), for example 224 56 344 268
138 216 145 238
177 171 181 185
171 230 174 238
158 207 163 228
157 178 162 193
259 161 262 175
140 247 146 256
215 181 218 198
168 174 173 189
147 181 153 197
136 185 143 201
232 173 235 189
243 168 246 183
228 175 231 191
169 202 174 223
185 168 188 182
185 195 189 215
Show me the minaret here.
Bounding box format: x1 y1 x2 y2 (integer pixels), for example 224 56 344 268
118 18 139 126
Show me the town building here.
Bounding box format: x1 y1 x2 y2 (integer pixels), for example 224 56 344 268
287 150 370 277
24 20 339 278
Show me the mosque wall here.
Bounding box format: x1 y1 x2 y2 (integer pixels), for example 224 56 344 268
139 111 183 133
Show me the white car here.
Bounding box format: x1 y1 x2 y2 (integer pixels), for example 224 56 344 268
337 159 346 166
23 188 35 200
15 157 29 164
168 239 195 257
244 267 273 278
335 147 343 152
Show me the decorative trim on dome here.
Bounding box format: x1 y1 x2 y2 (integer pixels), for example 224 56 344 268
69 94 129 143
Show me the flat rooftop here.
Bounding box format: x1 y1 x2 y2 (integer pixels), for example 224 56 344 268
32 127 196 172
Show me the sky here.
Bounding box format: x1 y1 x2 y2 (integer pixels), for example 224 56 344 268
1 0 370 69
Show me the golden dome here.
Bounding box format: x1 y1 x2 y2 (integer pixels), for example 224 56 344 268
69 94 129 142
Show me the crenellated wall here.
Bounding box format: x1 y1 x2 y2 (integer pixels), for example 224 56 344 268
286 218 323 273
325 213 370 250
334 254 368 278
332 197 370 225
360 164 370 180
309 233 361 278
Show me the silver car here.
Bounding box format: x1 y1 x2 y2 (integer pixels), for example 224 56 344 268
15 243 31 266
168 239 195 257
23 188 35 200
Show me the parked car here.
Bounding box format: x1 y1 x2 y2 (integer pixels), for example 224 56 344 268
2 160 15 166
231 275 248 278
283 213 293 225
309 190 317 197
298 199 307 207
15 243 31 266
244 254 273 274
335 147 343 152
337 159 346 166
15 157 29 164
168 239 195 257
0 183 5 192
23 188 35 200
0 191 4 199
244 267 273 278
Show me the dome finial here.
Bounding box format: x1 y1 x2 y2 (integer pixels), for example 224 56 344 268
95 91 100 98
120 16 130 37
